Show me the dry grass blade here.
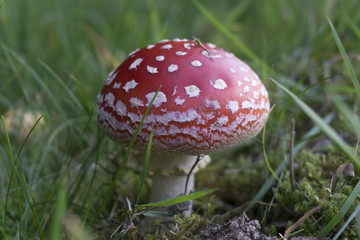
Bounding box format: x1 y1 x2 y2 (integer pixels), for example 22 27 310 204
284 196 326 238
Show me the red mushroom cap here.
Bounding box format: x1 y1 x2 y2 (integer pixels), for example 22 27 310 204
97 39 270 155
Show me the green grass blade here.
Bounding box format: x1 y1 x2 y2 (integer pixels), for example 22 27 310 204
224 0 251 24
1 45 66 118
262 106 279 181
331 95 360 138
1 115 44 239
1 116 24 239
270 78 360 173
15 116 43 160
79 132 102 227
89 85 162 228
332 203 360 240
49 178 67 240
318 180 360 238
142 211 173 217
139 189 216 207
2 115 42 239
135 127 153 207
67 111 97 206
244 160 285 213
341 8 360 41
357 206 360 238
328 18 360 98
38 59 84 112
0 198 4 238
192 0 270 72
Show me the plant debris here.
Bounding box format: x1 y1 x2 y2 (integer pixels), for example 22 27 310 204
200 213 276 240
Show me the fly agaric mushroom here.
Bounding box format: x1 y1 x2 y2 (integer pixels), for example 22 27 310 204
97 38 270 216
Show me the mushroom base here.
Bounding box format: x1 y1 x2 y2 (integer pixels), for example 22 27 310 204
148 154 210 216
140 154 210 231
150 171 194 216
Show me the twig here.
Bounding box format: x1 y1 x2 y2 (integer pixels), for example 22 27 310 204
330 162 354 194
289 119 296 191
284 161 355 237
284 196 327 237
193 36 213 56
184 155 202 194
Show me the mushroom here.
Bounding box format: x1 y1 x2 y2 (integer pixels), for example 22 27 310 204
97 38 270 216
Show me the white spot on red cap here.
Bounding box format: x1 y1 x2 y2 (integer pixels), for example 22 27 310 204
97 94 103 104
161 44 172 50
184 85 200 97
105 70 117 85
259 86 268 97
225 53 234 57
241 99 268 110
253 91 259 99
251 79 258 86
115 100 127 116
239 66 248 72
240 114 257 127
123 80 138 92
145 91 167 107
211 116 228 129
113 82 121 89
244 85 250 93
243 77 250 82
237 80 243 87
191 60 202 67
156 56 165 61
144 108 201 126
172 86 178 96
207 43 216 48
226 101 239 114
202 50 221 58
130 97 144 108
206 112 215 120
129 58 143 70
105 92 115 107
176 51 187 56
210 79 227 90
205 98 220 110
184 43 191 50
147 65 158 74
175 96 185 105
128 48 140 56
168 64 178 73
146 44 155 49
173 38 188 42
230 68 236 73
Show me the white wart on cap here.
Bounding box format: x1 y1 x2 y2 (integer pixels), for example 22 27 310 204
97 39 270 155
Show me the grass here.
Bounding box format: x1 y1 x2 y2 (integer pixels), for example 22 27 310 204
1 0 360 239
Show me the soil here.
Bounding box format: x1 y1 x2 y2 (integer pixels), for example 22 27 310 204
200 214 277 240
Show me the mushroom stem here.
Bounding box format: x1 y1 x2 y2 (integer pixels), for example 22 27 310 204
148 154 210 216
150 169 194 216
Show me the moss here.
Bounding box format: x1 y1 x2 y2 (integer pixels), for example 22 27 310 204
274 150 360 237
264 224 278 236
143 213 202 240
